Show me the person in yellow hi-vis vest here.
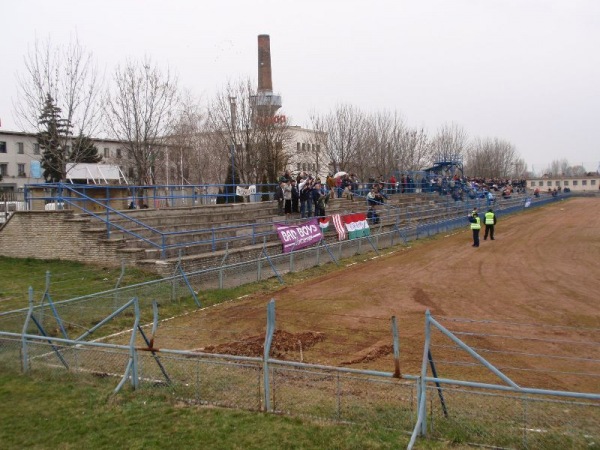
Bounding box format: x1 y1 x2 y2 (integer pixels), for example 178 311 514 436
468 207 481 247
484 208 497 241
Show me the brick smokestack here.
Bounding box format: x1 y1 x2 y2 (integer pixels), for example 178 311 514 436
258 34 273 93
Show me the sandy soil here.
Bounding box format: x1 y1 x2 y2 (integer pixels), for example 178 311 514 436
158 197 600 393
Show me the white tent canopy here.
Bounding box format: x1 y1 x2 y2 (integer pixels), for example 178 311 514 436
66 163 128 184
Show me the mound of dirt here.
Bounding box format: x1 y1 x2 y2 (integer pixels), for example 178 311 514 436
199 329 325 359
341 344 394 365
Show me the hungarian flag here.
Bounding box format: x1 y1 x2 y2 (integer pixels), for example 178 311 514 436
342 213 370 240
319 217 330 231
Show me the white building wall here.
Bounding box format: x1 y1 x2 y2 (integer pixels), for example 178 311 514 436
528 176 599 192
0 130 125 191
285 126 330 180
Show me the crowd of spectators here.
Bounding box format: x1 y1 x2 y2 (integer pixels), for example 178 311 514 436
274 169 529 224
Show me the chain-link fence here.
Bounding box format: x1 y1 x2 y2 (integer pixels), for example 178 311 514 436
2 329 598 449
426 384 600 449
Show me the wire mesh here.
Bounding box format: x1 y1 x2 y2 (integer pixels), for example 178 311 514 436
427 385 600 449
270 364 417 432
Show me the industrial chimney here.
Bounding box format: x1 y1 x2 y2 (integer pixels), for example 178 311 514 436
258 34 273 93
253 34 282 119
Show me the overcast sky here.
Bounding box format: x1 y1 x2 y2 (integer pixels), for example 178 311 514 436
1 0 598 172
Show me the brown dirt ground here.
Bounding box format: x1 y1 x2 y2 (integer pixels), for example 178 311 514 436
158 197 600 393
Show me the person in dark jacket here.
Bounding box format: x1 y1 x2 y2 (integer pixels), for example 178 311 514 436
367 206 380 224
291 180 299 214
312 182 327 217
275 181 284 215
299 177 313 218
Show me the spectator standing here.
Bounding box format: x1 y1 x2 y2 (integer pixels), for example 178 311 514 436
484 208 497 240
283 181 292 219
367 206 380 224
468 207 481 247
299 177 313 218
291 180 299 214
486 190 495 207
313 182 327 217
326 174 336 199
275 181 284 215
389 175 397 194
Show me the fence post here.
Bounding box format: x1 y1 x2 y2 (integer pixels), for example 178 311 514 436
391 316 401 378
263 299 276 412
21 287 34 373
419 309 432 436
130 298 140 389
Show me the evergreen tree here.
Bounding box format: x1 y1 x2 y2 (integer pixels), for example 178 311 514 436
70 134 102 164
217 161 242 204
38 94 71 182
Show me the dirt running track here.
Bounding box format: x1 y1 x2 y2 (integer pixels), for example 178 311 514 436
161 197 600 393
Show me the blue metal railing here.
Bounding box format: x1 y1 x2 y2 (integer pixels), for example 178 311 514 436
20 182 567 261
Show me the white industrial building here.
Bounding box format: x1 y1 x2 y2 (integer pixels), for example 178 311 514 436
0 130 126 192
527 175 599 193
0 127 330 192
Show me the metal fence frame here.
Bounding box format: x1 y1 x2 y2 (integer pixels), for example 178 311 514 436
1 301 598 450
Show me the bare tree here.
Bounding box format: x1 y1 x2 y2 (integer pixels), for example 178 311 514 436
359 111 397 180
310 104 366 175
14 36 103 179
466 137 520 178
395 125 432 172
162 92 227 185
206 78 292 184
545 159 587 177
104 58 179 184
430 122 469 163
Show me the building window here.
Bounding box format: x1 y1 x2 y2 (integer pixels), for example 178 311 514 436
591 180 596 186
0 163 7 176
17 142 24 154
564 180 569 186
302 163 306 171
104 148 110 158
18 164 26 177
316 144 320 152
301 143 305 152
0 141 6 153
582 180 587 186
116 148 122 158
128 167 135 178
34 143 40 155
555 181 561 186
296 142 300 152
297 163 301 171
573 180 578 186
530 181 536 187
546 181 552 187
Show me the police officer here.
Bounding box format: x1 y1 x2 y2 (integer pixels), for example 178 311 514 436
484 208 497 240
468 208 481 247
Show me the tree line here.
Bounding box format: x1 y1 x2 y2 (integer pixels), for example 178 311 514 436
14 37 583 187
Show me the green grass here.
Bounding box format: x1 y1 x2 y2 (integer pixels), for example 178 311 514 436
0 256 161 312
0 370 411 450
